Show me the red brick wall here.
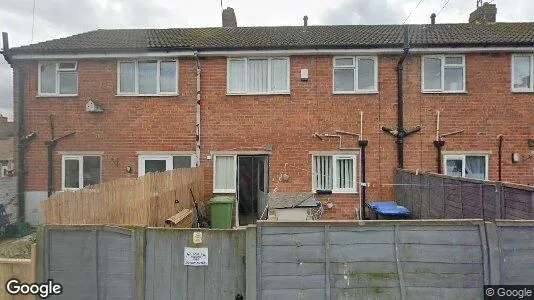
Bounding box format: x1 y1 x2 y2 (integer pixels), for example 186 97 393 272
14 53 534 220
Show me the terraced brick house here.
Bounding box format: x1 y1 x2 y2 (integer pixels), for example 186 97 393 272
1 3 533 225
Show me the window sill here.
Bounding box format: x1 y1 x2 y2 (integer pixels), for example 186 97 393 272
116 94 179 97
421 90 467 94
511 89 534 93
314 190 358 194
36 94 78 98
213 189 236 194
333 91 378 95
226 92 291 96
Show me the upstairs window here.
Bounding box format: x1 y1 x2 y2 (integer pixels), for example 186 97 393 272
443 154 488 180
118 60 178 95
512 54 533 92
39 62 78 96
62 155 101 190
312 154 358 193
422 55 465 92
333 56 377 93
227 57 289 94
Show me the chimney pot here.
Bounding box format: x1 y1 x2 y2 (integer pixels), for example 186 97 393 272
430 13 436 25
222 7 237 27
303 15 308 27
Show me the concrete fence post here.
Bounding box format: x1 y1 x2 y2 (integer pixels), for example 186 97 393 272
246 225 257 300
133 227 146 300
484 222 501 285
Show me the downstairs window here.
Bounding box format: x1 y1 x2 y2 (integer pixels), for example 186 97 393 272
443 154 488 180
138 154 194 177
312 154 357 193
62 155 101 190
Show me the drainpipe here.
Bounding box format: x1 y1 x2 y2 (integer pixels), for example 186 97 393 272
382 26 421 168
16 69 27 221
194 52 201 166
358 140 368 219
3 32 27 222
433 140 445 173
44 120 75 197
433 110 445 173
498 134 503 181
396 26 410 169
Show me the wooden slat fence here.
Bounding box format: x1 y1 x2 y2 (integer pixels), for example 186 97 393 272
395 169 534 220
34 220 534 300
41 167 204 226
0 244 36 300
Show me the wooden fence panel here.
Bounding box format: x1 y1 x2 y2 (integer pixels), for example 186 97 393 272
394 169 534 220
144 228 247 300
258 221 485 300
0 245 36 300
493 221 534 285
34 220 534 299
41 167 204 226
39 226 136 300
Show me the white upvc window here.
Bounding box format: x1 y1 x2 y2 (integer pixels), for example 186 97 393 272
512 54 534 92
443 154 488 180
138 154 194 177
213 155 237 193
227 57 290 94
117 60 178 95
422 55 466 93
38 62 78 96
312 154 358 193
62 155 101 190
333 56 378 93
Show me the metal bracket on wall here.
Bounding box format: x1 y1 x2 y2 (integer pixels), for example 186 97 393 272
320 130 361 150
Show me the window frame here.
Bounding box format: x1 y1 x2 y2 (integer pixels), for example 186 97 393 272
443 154 489 180
332 56 378 94
226 57 290 95
421 54 466 93
511 54 534 92
312 154 358 194
137 154 194 177
212 154 237 193
116 59 179 96
61 154 102 190
37 61 78 96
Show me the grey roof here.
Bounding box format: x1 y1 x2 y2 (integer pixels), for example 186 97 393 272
268 193 317 209
9 22 534 54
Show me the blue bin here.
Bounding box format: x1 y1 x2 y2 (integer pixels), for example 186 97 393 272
367 201 411 219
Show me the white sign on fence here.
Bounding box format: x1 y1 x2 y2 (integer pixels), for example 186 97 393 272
184 247 208 266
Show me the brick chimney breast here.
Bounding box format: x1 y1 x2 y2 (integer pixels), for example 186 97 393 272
469 2 497 23
222 7 237 27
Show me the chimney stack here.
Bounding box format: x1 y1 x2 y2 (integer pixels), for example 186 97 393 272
303 15 308 27
469 2 497 23
222 7 237 27
430 13 436 25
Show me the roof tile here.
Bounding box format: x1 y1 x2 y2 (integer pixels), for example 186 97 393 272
9 23 534 54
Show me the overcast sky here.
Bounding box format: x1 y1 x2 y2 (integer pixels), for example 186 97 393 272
1 0 533 120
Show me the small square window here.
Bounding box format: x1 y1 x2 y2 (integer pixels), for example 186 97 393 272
39 62 78 95
333 57 377 93
422 55 465 93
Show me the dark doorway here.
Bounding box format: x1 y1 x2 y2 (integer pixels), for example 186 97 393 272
237 156 268 226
